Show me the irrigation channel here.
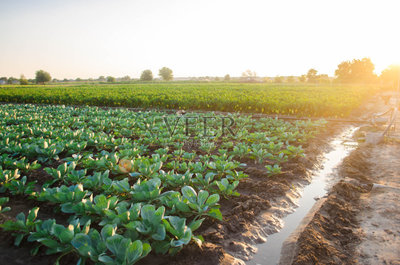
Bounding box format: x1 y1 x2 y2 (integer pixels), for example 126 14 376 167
246 126 359 265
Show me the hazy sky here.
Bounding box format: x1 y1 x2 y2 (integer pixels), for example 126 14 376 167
0 0 399 79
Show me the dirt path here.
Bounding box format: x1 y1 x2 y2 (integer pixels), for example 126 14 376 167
355 144 400 265
288 142 400 265
286 92 400 265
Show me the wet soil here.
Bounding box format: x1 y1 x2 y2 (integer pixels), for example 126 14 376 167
288 146 372 265
287 93 400 265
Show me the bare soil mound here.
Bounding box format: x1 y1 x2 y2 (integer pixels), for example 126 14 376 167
291 142 400 265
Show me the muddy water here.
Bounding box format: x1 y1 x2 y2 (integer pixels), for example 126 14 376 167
247 126 359 265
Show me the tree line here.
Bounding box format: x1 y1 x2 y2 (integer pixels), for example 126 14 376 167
0 67 174 85
1 59 399 87
81 67 174 83
242 58 399 86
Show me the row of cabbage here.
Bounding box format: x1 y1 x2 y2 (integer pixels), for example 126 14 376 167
0 104 326 264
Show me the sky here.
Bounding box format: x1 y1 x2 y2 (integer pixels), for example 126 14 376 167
0 0 399 79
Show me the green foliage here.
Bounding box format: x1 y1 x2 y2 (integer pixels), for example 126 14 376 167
335 58 377 83
306 69 318 83
0 197 11 213
8 175 37 196
181 186 222 220
38 184 90 205
44 162 77 185
0 167 21 193
35 70 51 84
130 178 163 202
163 216 193 254
265 164 282 177
20 75 29 85
0 83 378 117
159 67 173 81
140 70 153 81
215 178 239 198
1 207 40 246
0 103 328 264
82 170 112 192
107 76 116 83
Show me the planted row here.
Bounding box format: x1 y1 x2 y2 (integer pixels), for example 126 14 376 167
0 104 326 264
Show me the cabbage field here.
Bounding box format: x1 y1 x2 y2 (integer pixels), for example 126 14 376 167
0 103 326 264
0 83 377 117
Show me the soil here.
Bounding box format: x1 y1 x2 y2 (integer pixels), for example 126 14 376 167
289 142 400 265
355 144 400 265
288 147 372 265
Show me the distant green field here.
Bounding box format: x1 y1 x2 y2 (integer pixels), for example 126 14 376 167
0 83 377 117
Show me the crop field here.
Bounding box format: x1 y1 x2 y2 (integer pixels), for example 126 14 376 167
0 103 325 264
0 83 377 117
2 0 399 263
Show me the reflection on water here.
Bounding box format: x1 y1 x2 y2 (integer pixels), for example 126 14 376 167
247 127 358 265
